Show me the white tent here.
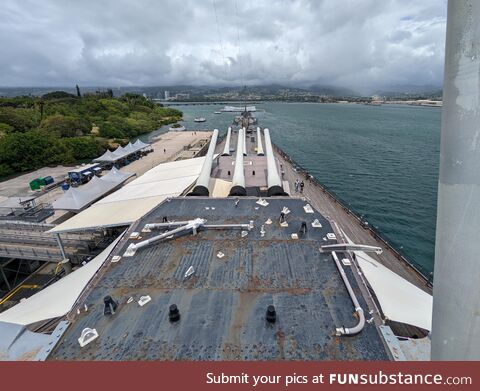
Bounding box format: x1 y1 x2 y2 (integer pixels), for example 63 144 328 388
112 145 129 159
93 149 116 163
52 168 133 212
341 230 433 331
123 142 136 153
93 140 150 164
100 166 133 183
48 155 207 233
0 234 123 326
53 187 92 211
133 139 150 150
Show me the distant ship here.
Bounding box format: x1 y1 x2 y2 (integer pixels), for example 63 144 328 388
234 108 257 129
213 111 222 114
194 117 206 122
221 105 256 112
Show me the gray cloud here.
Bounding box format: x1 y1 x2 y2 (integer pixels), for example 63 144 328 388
0 0 447 91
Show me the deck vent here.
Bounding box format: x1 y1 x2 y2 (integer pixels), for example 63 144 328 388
266 305 277 323
78 328 98 348
299 221 307 236
169 304 180 322
103 295 118 316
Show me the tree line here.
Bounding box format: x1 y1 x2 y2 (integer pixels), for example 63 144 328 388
0 91 182 178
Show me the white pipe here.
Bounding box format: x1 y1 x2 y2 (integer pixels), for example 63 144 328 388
242 127 247 156
125 219 253 257
203 223 251 230
321 244 383 254
222 127 231 156
126 218 206 255
144 221 191 230
229 127 246 196
332 251 365 336
136 224 194 249
263 128 285 196
256 127 264 156
190 129 218 196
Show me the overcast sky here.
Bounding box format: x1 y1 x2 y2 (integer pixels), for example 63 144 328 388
0 0 447 92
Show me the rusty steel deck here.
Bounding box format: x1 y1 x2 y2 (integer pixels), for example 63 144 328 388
49 198 389 360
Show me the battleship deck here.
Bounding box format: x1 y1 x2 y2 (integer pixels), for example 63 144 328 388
49 198 389 360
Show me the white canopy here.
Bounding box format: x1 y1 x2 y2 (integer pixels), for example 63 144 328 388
52 168 133 212
112 145 129 159
100 166 133 183
342 230 433 331
0 234 123 326
49 155 207 233
133 139 150 149
93 139 151 163
93 149 116 163
123 142 135 153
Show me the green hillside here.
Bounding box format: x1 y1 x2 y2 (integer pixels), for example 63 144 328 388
0 90 182 178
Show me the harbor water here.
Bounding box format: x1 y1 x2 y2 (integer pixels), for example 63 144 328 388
143 102 441 277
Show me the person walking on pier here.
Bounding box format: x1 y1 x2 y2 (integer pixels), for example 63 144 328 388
300 180 305 194
294 179 299 192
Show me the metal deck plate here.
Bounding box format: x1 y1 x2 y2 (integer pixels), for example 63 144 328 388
49 198 388 360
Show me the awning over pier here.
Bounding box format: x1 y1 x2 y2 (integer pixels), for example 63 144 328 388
52 167 133 212
93 139 151 163
93 149 116 163
49 155 207 233
342 230 433 331
0 234 123 326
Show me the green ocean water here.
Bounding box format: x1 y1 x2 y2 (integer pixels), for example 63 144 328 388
143 102 441 277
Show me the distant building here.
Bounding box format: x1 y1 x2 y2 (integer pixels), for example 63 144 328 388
174 93 190 100
164 91 170 100
142 93 148 99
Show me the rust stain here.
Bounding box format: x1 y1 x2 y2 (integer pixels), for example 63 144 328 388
221 291 256 360
18 347 41 361
276 330 286 359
